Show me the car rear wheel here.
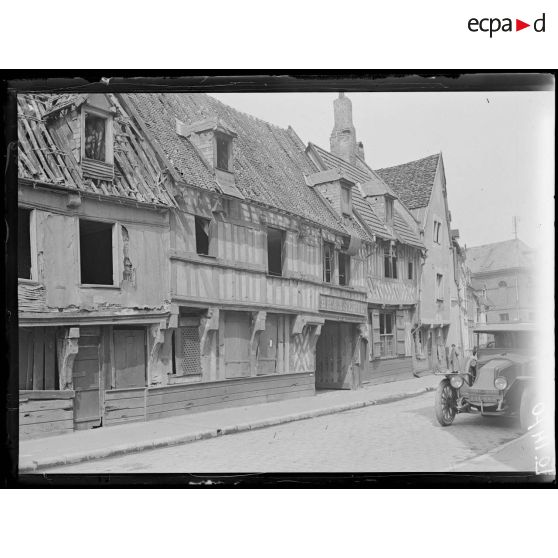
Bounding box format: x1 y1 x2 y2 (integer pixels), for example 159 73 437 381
435 379 457 426
519 387 535 432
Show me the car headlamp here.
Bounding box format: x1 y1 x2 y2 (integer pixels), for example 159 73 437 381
494 376 508 390
450 375 464 389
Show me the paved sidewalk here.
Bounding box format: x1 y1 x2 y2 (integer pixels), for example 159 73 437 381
19 374 439 472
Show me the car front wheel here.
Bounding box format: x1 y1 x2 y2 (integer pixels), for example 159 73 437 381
435 379 457 426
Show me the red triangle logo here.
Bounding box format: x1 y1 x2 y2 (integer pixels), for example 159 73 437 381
516 19 530 31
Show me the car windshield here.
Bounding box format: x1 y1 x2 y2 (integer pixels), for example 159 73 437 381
480 331 535 350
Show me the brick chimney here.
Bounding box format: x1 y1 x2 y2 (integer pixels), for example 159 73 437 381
330 93 357 165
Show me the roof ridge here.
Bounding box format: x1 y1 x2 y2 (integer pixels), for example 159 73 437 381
206 93 289 133
375 152 440 172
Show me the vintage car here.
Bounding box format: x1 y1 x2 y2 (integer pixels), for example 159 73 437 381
434 323 537 431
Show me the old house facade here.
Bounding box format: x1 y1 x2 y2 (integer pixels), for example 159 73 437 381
18 92 376 439
466 238 535 324
376 152 454 371
306 94 425 384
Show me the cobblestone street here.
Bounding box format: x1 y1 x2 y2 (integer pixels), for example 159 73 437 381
47 392 530 473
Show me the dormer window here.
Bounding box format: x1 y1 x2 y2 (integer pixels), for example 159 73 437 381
215 133 232 171
385 197 394 225
341 184 352 216
84 112 107 161
81 103 114 179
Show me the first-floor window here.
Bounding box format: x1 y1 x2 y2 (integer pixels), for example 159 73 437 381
338 253 350 286
436 273 444 300
499 313 509 322
323 242 334 283
408 261 414 280
384 244 397 279
379 311 395 357
195 216 210 255
79 219 114 285
18 207 32 279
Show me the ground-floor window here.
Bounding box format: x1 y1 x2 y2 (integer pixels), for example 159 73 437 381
172 317 201 376
379 311 396 357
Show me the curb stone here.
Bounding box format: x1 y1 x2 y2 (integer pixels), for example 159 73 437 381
20 385 435 473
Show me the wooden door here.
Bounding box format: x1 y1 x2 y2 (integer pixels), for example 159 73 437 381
224 312 251 378
73 327 102 429
257 314 278 375
113 329 146 389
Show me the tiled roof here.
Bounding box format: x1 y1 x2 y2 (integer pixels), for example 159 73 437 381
376 153 440 210
18 93 177 206
466 239 534 274
308 143 423 248
122 93 347 234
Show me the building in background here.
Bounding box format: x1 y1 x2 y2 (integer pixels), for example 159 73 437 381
376 150 453 371
466 238 535 324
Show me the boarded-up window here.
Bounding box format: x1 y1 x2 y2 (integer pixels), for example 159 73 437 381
267 228 285 276
323 242 334 283
80 219 113 285
338 253 350 286
257 314 279 375
84 112 107 161
224 311 251 378
19 327 58 390
195 217 210 256
113 329 146 388
173 325 201 376
18 207 32 279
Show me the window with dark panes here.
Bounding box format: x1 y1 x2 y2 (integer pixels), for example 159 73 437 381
499 313 509 322
384 243 397 279
84 112 107 161
18 207 32 279
338 253 350 286
408 261 414 280
379 311 395 357
216 134 231 171
195 216 210 255
267 228 285 276
323 242 334 283
80 219 113 285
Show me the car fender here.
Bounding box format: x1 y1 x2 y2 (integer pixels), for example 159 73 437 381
504 376 536 407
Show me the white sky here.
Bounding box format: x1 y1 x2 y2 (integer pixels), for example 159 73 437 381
211 91 554 249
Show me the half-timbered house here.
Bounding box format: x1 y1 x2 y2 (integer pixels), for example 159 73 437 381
17 92 374 439
306 93 425 384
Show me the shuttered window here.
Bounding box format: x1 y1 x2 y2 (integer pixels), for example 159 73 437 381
370 310 407 359
323 242 334 283
19 327 59 390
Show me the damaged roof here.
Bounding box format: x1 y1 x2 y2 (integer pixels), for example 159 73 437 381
466 239 535 274
375 153 441 210
17 93 177 207
121 93 349 234
307 143 423 248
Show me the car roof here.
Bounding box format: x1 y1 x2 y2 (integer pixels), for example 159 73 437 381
473 323 538 333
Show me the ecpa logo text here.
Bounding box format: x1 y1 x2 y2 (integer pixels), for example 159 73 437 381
468 13 545 37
